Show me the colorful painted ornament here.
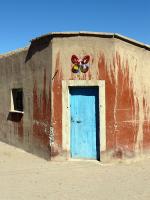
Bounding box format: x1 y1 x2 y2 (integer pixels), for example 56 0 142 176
80 64 89 73
71 55 90 73
72 64 80 73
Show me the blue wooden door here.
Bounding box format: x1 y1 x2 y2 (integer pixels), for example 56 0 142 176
70 87 100 160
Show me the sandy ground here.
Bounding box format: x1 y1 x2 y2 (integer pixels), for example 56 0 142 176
0 142 150 200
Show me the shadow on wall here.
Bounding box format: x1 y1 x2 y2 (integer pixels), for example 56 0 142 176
25 35 52 62
7 112 23 122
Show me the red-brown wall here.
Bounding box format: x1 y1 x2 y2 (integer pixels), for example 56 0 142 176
51 36 150 159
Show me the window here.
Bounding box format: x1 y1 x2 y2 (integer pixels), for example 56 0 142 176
11 88 23 112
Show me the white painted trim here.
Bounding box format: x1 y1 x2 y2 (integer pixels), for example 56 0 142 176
11 90 14 111
62 80 106 160
9 110 24 114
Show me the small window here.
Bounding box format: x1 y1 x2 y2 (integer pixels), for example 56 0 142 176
11 88 23 112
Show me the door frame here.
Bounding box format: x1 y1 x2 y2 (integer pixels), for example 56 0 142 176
62 80 106 161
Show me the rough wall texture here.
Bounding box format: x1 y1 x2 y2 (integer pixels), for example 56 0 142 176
52 36 150 159
0 36 52 159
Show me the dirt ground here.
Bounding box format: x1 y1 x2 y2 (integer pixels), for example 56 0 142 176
0 142 150 200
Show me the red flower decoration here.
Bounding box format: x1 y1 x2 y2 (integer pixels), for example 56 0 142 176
81 55 90 64
71 55 80 65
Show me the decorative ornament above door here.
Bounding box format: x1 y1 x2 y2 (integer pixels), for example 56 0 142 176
71 55 90 73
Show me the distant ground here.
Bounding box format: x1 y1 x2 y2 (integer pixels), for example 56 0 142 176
0 141 150 200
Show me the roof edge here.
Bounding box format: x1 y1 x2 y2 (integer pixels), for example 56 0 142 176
31 31 150 51
0 46 29 59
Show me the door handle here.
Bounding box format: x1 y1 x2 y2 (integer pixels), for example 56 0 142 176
76 120 82 123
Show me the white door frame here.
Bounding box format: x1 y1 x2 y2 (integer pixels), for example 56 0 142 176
62 80 106 161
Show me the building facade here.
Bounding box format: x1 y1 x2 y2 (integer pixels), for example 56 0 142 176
0 32 150 161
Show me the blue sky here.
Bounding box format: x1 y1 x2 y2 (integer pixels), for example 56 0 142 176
0 0 149 53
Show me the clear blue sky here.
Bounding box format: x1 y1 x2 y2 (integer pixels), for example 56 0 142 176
0 0 149 53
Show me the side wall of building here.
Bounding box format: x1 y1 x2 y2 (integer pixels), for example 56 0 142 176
0 36 52 159
51 36 150 159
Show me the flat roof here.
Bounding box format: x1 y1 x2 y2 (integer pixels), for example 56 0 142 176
31 31 150 51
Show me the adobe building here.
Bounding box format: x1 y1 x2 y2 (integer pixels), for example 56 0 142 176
0 32 150 161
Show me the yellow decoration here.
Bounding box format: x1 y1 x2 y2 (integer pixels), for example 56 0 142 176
73 65 79 70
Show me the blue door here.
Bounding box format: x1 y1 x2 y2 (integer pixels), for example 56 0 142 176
70 87 100 160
